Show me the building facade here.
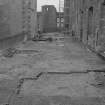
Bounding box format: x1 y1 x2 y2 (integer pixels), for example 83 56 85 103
0 0 37 49
42 5 57 33
64 0 105 51
37 11 64 33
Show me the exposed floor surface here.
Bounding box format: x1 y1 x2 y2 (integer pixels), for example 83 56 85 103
0 33 105 105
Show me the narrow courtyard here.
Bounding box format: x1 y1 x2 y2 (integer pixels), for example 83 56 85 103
0 33 105 105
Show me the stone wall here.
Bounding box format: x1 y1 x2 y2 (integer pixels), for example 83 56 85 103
64 0 105 50
0 33 25 50
37 12 43 32
0 0 37 49
42 5 57 33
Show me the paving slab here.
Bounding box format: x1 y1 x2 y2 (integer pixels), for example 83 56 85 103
0 33 105 104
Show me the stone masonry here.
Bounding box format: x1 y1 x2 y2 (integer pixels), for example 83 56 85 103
42 5 57 33
64 0 105 51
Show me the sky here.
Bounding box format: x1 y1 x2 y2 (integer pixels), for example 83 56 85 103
37 0 59 11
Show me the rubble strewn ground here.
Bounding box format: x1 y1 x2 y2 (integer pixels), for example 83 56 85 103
0 33 105 105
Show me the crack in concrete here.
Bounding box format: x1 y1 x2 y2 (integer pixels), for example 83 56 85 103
6 69 105 105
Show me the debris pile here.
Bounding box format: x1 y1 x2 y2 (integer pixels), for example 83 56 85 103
32 37 53 42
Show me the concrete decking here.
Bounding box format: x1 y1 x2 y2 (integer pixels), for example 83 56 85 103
0 33 105 104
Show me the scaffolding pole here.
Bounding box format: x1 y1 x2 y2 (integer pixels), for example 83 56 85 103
59 0 64 31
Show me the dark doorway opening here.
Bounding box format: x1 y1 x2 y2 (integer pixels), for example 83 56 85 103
87 7 94 42
80 10 84 41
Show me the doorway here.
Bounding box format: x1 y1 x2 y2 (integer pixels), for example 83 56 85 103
87 7 94 42
80 10 84 41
